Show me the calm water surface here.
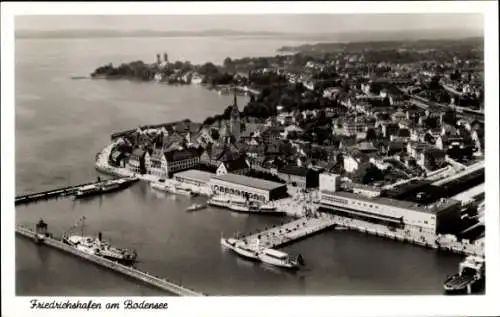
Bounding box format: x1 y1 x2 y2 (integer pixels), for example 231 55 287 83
15 36 462 296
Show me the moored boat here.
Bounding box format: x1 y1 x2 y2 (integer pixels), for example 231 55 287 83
63 217 137 265
186 203 207 212
258 203 277 212
75 177 136 199
208 196 230 208
220 236 260 261
209 196 283 214
443 255 485 294
171 185 196 196
258 248 304 270
150 179 171 192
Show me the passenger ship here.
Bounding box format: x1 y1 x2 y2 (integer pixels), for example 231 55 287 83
62 217 137 265
150 178 171 192
75 177 137 199
208 196 285 215
170 185 196 197
443 255 485 294
220 236 260 261
258 248 303 270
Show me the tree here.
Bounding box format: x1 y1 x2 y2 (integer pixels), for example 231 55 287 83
366 128 378 141
198 62 219 76
203 116 215 126
362 164 384 184
223 57 234 69
210 129 220 141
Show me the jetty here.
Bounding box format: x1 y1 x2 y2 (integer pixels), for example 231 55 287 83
231 213 483 257
234 214 337 251
15 177 138 206
16 225 204 296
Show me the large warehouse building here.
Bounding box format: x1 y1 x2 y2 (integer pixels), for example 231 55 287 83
209 173 288 203
319 173 461 234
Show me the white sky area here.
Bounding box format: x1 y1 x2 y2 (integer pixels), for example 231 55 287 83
16 14 483 33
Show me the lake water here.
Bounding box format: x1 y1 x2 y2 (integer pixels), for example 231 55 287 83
15 36 462 296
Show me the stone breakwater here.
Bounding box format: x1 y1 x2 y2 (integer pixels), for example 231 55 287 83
16 226 205 296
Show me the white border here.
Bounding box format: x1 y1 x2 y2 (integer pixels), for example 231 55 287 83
2 2 499 317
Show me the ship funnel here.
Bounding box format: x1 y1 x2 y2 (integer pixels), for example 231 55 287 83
296 253 305 266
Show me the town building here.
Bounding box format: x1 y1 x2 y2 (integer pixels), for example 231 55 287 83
173 169 215 192
216 157 250 176
209 173 288 202
277 164 319 189
127 148 148 174
318 173 461 234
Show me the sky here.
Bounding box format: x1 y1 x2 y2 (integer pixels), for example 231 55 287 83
16 14 483 34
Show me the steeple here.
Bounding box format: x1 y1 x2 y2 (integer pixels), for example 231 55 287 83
231 92 239 119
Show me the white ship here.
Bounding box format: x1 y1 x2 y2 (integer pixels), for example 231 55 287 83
171 185 196 196
220 236 260 261
150 179 171 192
190 73 203 85
208 196 260 213
443 255 485 294
208 196 230 208
64 234 137 265
62 217 137 265
258 248 303 270
258 203 277 212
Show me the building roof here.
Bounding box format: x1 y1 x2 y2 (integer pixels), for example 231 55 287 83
212 173 286 191
165 148 199 162
277 164 309 177
173 169 215 183
130 148 145 159
220 157 249 171
356 141 377 152
424 148 445 158
326 190 459 214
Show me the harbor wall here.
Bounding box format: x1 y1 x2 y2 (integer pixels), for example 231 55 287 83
15 226 205 296
15 177 133 206
236 213 483 257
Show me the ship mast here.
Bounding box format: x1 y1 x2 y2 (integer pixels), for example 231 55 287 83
80 216 86 237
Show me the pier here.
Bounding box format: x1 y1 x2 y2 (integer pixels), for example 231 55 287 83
15 177 138 206
233 214 337 251
15 226 205 296
231 213 483 257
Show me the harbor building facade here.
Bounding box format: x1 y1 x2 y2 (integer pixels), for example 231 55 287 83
209 173 288 203
319 173 461 234
173 169 215 194
140 148 200 178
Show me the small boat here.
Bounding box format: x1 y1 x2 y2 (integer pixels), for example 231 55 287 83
443 255 485 294
258 248 304 270
186 203 207 212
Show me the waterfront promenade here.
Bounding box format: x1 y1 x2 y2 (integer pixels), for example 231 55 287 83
235 214 337 251
96 142 483 258
16 225 204 296
232 212 484 257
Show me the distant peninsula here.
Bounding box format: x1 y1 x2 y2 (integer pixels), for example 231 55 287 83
16 28 482 41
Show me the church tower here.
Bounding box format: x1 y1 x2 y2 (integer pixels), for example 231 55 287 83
229 92 240 142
